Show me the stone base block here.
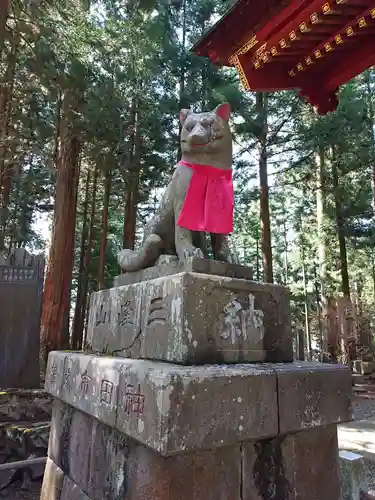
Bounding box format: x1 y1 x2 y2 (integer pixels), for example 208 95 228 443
44 400 343 500
45 352 352 455
40 458 64 500
339 450 368 500
244 425 342 500
86 271 293 364
353 360 375 375
113 256 253 286
46 353 278 455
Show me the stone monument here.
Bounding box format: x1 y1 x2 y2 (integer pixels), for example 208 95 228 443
41 104 352 500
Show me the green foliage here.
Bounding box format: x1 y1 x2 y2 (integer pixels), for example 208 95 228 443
4 0 375 352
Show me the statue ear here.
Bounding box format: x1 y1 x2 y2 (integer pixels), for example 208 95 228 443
180 109 191 126
214 103 231 121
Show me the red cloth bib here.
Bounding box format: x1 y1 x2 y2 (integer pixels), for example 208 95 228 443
177 160 234 234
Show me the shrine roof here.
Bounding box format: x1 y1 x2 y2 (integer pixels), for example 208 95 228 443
192 0 375 114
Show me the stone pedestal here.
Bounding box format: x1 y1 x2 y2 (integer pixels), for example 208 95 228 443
41 263 352 500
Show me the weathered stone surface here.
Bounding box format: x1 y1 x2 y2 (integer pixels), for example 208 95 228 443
116 361 277 455
339 450 368 500
128 442 241 500
88 419 131 500
50 400 242 500
243 425 342 500
45 351 123 427
114 257 253 286
48 398 73 473
40 458 64 500
274 361 352 434
48 398 93 493
86 272 293 364
60 475 90 500
69 409 93 490
46 352 278 455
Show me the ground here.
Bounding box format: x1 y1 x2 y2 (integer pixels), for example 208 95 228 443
1 391 375 499
344 393 375 495
0 481 42 499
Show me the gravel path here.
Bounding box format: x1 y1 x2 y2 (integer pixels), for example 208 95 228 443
351 394 375 495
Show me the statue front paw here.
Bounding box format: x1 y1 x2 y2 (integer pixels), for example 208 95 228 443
183 246 204 261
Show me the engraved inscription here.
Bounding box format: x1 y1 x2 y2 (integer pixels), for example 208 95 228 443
147 297 166 326
220 293 264 344
79 370 92 396
50 362 58 384
0 266 36 283
117 300 134 327
124 384 145 416
100 380 114 404
62 366 72 389
95 301 111 326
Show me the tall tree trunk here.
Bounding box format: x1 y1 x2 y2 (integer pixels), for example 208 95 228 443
331 146 354 363
177 0 187 162
365 70 375 216
316 145 328 358
297 328 305 361
53 92 62 167
282 199 288 284
40 89 82 364
0 32 19 251
0 0 9 57
331 147 350 298
123 100 141 250
71 170 91 349
98 164 111 290
80 165 98 341
73 165 98 350
257 92 273 283
300 221 312 359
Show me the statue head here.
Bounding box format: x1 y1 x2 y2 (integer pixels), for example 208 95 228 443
179 103 232 166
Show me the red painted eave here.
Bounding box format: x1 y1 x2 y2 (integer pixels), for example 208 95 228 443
191 0 295 65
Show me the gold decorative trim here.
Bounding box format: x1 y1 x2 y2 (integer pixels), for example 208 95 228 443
358 17 367 28
280 38 287 48
300 22 308 32
271 46 278 56
346 26 354 36
324 42 333 51
315 49 322 58
297 62 304 71
335 34 343 44
311 12 319 23
289 69 296 77
371 8 375 18
252 43 269 67
305 56 313 65
229 35 259 61
230 54 250 90
289 30 297 41
322 3 331 14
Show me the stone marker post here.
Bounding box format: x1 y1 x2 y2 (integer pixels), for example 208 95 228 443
41 258 352 500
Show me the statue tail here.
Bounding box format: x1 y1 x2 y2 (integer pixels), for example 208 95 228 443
117 234 162 272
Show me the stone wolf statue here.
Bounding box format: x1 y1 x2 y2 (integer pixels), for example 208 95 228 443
118 103 238 272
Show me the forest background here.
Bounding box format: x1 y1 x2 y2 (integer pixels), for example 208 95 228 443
2 0 375 365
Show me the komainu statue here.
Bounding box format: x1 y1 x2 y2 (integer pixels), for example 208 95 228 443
118 103 238 272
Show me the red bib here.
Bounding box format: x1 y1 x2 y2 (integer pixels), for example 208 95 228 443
177 160 234 234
